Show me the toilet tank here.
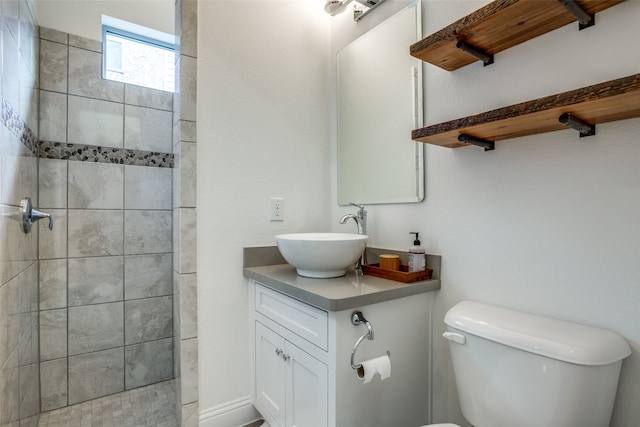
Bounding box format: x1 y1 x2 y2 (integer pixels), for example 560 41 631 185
443 301 631 427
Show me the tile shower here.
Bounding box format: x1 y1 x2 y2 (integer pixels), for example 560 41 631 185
1 0 40 425
0 0 198 424
37 28 175 410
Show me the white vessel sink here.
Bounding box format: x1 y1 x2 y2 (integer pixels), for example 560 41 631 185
275 233 369 278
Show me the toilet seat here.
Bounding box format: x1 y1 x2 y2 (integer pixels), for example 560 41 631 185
420 424 461 427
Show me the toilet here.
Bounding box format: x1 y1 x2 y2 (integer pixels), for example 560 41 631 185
422 300 631 427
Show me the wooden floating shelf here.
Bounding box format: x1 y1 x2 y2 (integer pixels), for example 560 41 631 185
410 0 625 71
411 74 640 149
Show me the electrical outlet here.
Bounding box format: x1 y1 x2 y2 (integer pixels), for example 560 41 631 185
270 197 284 221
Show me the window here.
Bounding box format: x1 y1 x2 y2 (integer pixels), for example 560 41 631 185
102 16 175 92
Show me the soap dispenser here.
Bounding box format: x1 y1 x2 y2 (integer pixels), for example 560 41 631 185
408 232 426 272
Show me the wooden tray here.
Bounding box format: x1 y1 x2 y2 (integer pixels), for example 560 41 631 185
362 264 433 283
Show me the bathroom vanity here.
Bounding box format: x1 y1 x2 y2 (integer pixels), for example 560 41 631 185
244 248 441 427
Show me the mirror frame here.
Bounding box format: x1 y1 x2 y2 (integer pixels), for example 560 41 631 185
337 1 424 205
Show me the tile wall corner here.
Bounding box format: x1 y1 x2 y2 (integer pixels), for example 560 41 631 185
173 0 200 422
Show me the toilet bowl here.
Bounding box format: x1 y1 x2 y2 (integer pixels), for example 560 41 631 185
419 300 630 427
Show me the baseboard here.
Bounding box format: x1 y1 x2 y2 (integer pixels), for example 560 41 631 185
199 396 261 427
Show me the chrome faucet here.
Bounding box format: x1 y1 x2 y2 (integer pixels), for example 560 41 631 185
339 203 368 267
339 203 367 235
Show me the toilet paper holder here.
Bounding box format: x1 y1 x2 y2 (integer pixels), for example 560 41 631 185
350 311 390 371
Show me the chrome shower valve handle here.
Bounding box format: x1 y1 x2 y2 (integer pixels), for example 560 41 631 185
20 197 53 233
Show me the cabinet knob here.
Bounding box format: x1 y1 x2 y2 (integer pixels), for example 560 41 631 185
275 348 283 356
282 353 290 362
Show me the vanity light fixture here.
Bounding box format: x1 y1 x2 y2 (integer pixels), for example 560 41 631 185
324 0 387 21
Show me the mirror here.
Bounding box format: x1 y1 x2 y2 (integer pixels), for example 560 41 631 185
337 1 424 205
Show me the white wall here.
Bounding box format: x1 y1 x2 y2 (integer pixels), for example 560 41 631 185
330 0 640 425
196 0 332 419
36 0 174 40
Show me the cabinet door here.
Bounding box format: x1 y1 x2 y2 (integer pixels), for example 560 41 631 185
256 322 287 427
285 342 328 427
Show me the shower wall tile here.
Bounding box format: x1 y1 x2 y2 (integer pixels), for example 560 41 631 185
40 39 68 92
0 276 19 365
179 0 197 58
68 347 124 405
67 95 124 147
181 401 199 427
18 263 38 314
68 302 123 355
68 162 124 209
177 55 197 122
173 142 196 208
124 165 172 210
39 158 67 208
40 358 67 411
0 211 19 285
68 256 124 306
0 352 20 424
68 210 123 257
68 46 123 102
20 156 40 213
124 210 172 255
173 119 196 146
125 338 173 389
40 27 68 44
178 273 197 340
40 309 67 361
39 259 67 310
173 337 181 380
125 84 173 111
39 209 67 259
19 362 40 419
0 133 18 207
39 90 67 142
180 337 198 404
68 34 101 53
124 105 173 152
24 84 40 135
174 208 196 273
3 0 19 39
3 18 20 109
19 317 39 367
173 273 181 339
124 296 172 345
124 253 172 300
19 0 38 72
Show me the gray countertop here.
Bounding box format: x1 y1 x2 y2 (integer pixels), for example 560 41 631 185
243 262 441 312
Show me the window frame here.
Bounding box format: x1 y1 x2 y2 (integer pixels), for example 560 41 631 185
101 23 176 91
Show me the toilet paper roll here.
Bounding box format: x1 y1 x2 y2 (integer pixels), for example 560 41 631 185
357 354 391 383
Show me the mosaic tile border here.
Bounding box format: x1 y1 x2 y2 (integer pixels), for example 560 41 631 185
2 99 39 155
2 97 174 168
40 141 174 168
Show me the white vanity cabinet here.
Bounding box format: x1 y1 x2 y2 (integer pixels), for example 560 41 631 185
250 278 432 427
255 322 328 427
253 283 329 427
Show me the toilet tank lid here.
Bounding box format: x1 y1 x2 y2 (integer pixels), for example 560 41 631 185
444 301 631 366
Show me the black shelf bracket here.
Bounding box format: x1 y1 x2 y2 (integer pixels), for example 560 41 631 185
559 113 596 137
557 0 595 30
458 134 495 151
456 41 494 66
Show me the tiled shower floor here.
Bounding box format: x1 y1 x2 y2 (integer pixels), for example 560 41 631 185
37 380 177 427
